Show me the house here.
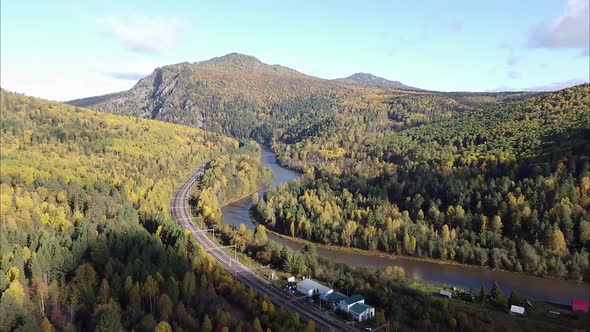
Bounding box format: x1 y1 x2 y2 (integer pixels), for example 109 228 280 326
296 279 333 299
349 303 375 322
339 294 364 313
510 305 525 315
325 291 348 308
572 299 589 313
439 290 452 298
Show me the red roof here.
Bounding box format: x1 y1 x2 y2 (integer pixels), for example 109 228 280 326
572 299 589 313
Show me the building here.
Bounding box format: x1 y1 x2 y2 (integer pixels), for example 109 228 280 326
296 279 333 299
439 290 452 298
572 299 589 313
350 303 375 322
510 305 525 315
339 294 365 313
325 291 348 308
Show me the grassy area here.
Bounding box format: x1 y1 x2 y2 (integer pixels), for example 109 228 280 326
413 283 590 332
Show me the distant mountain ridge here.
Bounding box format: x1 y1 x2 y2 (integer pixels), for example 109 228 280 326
68 52 537 144
333 72 424 91
68 53 424 116
67 53 402 129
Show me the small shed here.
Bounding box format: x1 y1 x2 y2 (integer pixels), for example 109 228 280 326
510 305 525 315
572 299 589 313
439 290 452 298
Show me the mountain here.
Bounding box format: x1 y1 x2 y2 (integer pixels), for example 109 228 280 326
67 53 397 142
68 52 360 120
69 53 532 144
333 72 424 90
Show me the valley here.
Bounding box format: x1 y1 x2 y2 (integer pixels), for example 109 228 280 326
3 1 590 330
223 149 589 305
2 54 589 332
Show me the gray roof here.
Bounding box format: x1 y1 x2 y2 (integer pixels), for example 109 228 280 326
297 279 332 294
350 303 373 315
342 294 364 305
326 292 347 302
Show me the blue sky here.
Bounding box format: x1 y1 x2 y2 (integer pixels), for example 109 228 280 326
1 0 589 100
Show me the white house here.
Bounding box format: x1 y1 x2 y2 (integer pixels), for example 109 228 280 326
296 279 333 299
339 294 364 313
510 305 525 315
439 290 452 298
350 303 375 322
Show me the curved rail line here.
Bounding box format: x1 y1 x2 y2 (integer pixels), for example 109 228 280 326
170 166 359 332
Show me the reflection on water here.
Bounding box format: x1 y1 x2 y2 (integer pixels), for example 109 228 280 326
221 148 590 305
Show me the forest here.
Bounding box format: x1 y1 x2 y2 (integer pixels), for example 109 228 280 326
0 91 305 331
190 142 273 228
255 84 590 279
190 148 589 331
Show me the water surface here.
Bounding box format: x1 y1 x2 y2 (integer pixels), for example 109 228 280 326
221 148 590 305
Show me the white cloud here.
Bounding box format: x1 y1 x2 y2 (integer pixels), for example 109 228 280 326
105 72 146 80
529 0 589 50
488 78 587 92
1 60 160 101
99 15 189 54
102 60 158 81
1 67 135 101
523 78 587 91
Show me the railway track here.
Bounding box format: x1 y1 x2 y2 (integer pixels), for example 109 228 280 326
170 166 359 332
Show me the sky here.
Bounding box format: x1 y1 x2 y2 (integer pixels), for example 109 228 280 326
1 0 589 100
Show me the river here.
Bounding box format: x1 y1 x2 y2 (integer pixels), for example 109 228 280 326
221 149 590 305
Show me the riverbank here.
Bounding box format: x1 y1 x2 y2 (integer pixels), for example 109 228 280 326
218 147 589 305
210 213 590 332
217 173 275 208
250 151 568 280
200 148 590 330
258 219 588 284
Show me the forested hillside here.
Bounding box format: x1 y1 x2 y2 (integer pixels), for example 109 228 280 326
68 53 367 144
70 54 533 149
0 91 299 331
191 143 273 228
71 53 532 146
256 84 590 279
67 54 587 278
